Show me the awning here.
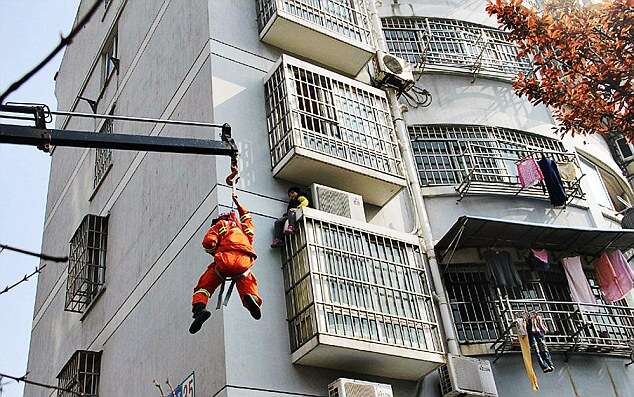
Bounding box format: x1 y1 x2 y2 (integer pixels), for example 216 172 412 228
435 215 634 261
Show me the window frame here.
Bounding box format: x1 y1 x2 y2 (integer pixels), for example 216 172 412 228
57 350 102 397
65 214 108 314
100 29 118 91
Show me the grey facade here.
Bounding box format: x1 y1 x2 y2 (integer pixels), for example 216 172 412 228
25 1 634 397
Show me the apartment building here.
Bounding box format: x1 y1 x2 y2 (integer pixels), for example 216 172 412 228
25 1 633 397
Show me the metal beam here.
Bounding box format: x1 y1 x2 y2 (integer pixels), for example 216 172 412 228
0 124 238 156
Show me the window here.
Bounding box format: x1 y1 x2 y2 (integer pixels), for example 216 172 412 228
409 124 568 186
381 17 531 80
282 214 441 353
445 265 634 349
256 0 372 46
57 350 101 397
264 57 403 178
94 108 114 189
65 215 108 313
579 156 631 211
615 137 633 160
101 30 118 89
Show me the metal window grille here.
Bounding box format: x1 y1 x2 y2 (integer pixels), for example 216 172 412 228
444 270 498 343
265 57 403 177
256 0 372 46
409 124 583 199
94 118 113 189
382 17 531 80
446 266 634 354
282 213 442 354
57 350 101 397
65 215 108 313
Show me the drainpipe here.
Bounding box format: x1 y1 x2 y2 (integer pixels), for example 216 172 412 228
366 0 460 356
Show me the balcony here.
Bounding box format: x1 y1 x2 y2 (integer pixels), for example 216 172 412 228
281 207 445 380
265 55 407 206
492 299 634 358
382 17 531 82
409 124 585 203
255 0 375 75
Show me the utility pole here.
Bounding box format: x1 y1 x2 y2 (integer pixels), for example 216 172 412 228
0 104 238 157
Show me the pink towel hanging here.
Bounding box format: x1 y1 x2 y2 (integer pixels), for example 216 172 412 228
517 157 544 188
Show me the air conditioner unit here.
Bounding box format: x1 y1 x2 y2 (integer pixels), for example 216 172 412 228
439 355 498 397
328 378 393 397
310 183 366 222
373 50 415 92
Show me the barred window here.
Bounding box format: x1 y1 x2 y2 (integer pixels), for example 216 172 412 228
57 350 101 397
265 56 403 178
445 264 634 352
409 124 568 187
256 0 372 46
282 211 442 354
94 116 113 189
382 17 531 80
65 215 108 313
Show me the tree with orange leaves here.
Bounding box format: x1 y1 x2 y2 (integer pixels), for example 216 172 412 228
486 0 633 140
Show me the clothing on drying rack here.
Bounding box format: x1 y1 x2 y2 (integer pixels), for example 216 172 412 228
538 157 568 206
519 334 540 390
528 249 551 272
593 250 634 303
557 161 578 182
517 157 544 188
562 256 598 306
483 250 522 288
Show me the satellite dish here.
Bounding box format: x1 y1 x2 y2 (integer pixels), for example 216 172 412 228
383 54 403 74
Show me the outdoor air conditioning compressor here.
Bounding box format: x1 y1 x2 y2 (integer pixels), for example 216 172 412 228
373 50 415 92
439 354 498 397
310 183 366 222
328 378 393 397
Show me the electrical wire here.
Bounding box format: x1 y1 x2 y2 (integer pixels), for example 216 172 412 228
0 264 46 296
0 372 83 397
0 0 105 104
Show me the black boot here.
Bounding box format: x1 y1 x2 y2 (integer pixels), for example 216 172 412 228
244 294 262 320
189 303 211 334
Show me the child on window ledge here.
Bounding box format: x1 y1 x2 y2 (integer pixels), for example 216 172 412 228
271 187 309 248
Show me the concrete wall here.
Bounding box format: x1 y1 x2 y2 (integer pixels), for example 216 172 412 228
26 0 224 396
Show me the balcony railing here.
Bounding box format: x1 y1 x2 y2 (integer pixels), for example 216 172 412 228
409 124 585 202
265 55 406 206
281 207 444 379
255 0 375 75
382 17 531 82
492 299 634 358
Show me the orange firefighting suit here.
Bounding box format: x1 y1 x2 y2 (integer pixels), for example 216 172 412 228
192 204 262 310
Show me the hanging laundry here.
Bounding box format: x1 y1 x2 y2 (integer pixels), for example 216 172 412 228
538 157 568 206
562 256 598 306
515 316 539 390
517 157 544 188
557 161 578 182
593 250 634 303
528 249 551 272
483 250 522 288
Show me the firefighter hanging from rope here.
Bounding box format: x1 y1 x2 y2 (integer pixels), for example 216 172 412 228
189 156 262 334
